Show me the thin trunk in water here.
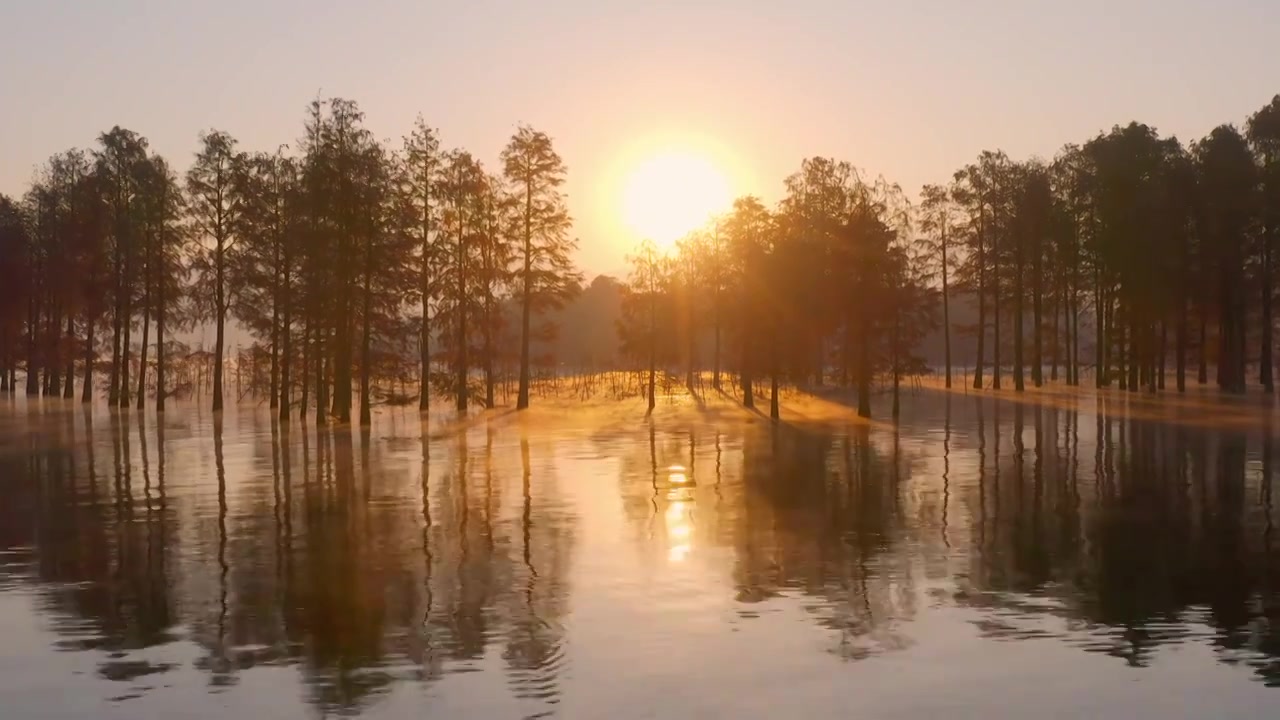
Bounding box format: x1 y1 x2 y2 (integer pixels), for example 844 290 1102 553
212 235 226 413
1262 234 1273 392
517 180 533 410
942 220 951 389
136 301 149 410
63 314 75 399
1094 271 1105 388
82 319 94 403
973 208 986 389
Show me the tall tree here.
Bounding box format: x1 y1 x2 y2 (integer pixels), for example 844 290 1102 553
723 196 773 409
917 183 960 387
187 129 240 412
434 150 487 412
622 240 670 412
1196 125 1258 394
95 127 149 408
402 117 441 412
502 126 580 410
1248 96 1280 392
231 148 297 414
137 155 187 412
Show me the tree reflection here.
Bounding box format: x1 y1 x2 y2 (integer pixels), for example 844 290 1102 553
0 407 579 716
959 396 1280 684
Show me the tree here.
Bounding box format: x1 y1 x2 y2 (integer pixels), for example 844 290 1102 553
475 172 513 408
187 129 240 412
137 155 188 412
622 239 670 412
502 126 580 410
0 195 30 394
778 157 857 387
916 184 960 387
1196 125 1258 394
434 150 487 412
723 196 772 409
95 127 149 407
231 148 297 414
674 231 709 391
1248 96 1280 392
402 117 441 411
885 246 937 418
834 180 904 417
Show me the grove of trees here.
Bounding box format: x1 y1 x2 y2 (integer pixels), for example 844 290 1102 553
7 94 1280 422
0 98 580 424
621 95 1280 418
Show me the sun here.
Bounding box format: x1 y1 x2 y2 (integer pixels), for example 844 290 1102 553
621 150 732 247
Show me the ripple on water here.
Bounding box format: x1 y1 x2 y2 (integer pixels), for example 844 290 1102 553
1 394 1280 718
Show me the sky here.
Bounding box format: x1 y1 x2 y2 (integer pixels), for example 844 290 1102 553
3 0 1280 279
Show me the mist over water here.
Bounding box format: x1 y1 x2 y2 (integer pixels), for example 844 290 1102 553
1 390 1278 718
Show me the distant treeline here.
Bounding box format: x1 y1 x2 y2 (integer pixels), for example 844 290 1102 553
4 95 1280 422
618 95 1280 418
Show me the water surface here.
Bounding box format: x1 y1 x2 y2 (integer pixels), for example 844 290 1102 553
2 390 1278 718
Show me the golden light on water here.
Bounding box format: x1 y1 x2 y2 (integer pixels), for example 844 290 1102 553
665 498 694 563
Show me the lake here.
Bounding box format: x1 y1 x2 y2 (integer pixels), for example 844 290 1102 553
1 388 1278 719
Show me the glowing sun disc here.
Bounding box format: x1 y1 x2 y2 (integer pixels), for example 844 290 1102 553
621 150 731 247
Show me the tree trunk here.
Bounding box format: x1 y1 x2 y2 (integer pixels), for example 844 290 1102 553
109 250 122 406
157 271 166 413
1014 232 1025 392
213 240 225 413
1032 231 1042 388
892 319 901 421
942 223 951 389
993 242 1002 391
1157 320 1166 391
26 292 39 396
316 327 328 426
973 210 986 390
136 242 152 410
1127 314 1138 393
1177 281 1188 392
1051 284 1060 382
279 265 291 421
419 161 433 412
360 263 373 427
300 317 311 420
713 232 722 391
136 298 149 410
686 281 697 392
46 306 61 398
270 300 279 410
741 260 754 409
456 214 469 413
770 315 780 420
483 296 495 410
63 315 75 399
1095 271 1105 388
647 291 657 413
1067 290 1076 385
517 182 533 410
82 318 94 403
120 294 132 409
1262 235 1273 392
857 316 871 419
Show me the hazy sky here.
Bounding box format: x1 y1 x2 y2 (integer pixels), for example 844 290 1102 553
3 0 1279 277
